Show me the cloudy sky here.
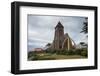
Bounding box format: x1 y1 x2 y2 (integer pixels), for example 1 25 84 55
28 15 88 51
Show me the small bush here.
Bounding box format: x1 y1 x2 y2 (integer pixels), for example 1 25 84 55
74 49 82 55
28 51 35 58
81 49 88 57
66 50 75 55
74 48 88 57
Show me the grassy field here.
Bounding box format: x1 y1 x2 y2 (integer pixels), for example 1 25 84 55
28 53 87 61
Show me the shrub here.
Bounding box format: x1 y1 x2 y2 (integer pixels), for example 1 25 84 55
81 49 88 57
28 51 40 60
74 48 88 57
66 50 75 55
74 49 82 55
28 51 35 58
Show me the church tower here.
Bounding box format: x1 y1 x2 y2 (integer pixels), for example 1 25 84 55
53 21 64 49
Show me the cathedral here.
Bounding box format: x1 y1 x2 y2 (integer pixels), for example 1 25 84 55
48 21 76 50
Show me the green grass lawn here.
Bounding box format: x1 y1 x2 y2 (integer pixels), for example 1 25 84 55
28 53 87 61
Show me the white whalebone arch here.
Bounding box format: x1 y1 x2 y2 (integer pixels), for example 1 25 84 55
62 33 76 50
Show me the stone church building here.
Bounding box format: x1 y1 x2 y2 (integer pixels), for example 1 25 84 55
48 21 76 50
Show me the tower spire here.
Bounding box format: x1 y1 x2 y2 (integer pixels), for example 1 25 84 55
55 21 64 29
